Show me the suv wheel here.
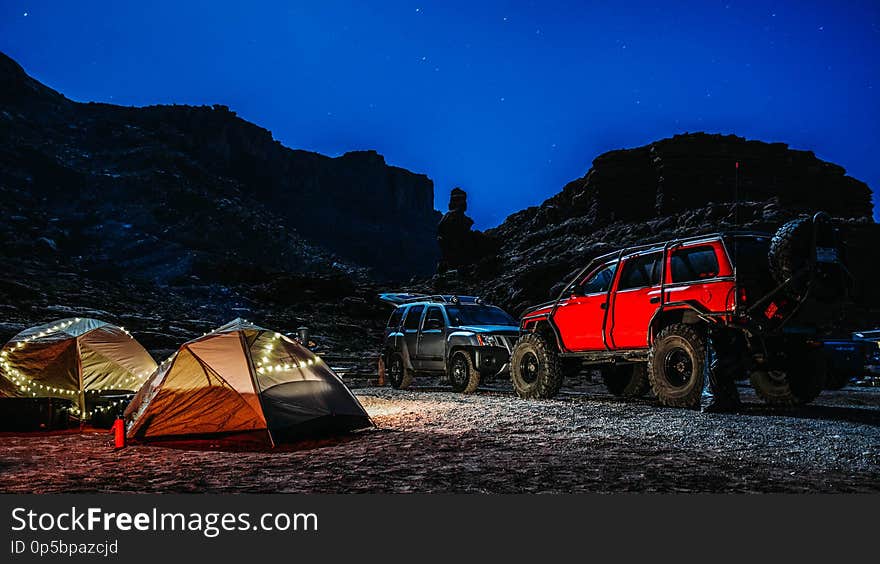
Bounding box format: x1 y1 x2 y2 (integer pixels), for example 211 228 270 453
448 350 480 393
647 324 707 408
510 332 564 399
602 363 650 397
750 350 826 406
387 353 413 390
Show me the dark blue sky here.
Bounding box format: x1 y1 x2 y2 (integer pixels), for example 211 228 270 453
2 1 878 226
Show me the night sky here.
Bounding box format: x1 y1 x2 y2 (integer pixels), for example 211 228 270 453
2 1 878 227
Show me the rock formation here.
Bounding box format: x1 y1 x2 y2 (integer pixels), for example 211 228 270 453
0 51 440 282
438 133 877 320
437 188 498 273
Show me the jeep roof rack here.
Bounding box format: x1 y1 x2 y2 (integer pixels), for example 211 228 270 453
588 230 771 265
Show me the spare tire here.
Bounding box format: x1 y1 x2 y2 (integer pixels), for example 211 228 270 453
768 218 813 295
769 215 846 301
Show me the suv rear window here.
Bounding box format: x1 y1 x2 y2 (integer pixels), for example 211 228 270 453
671 246 719 282
618 252 662 290
387 308 403 328
403 305 424 330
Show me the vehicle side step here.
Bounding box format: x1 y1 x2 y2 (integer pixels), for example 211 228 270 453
559 349 649 365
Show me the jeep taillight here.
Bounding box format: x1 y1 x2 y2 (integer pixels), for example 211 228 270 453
727 285 748 312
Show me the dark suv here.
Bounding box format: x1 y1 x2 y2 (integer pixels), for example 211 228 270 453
379 294 519 393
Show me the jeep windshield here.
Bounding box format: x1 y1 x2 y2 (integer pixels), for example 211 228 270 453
446 305 516 327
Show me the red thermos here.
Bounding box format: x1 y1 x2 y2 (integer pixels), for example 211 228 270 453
111 418 125 449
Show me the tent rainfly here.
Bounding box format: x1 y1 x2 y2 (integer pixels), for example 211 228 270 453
124 319 372 445
0 318 158 418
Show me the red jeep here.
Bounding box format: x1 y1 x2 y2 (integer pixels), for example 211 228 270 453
509 215 852 408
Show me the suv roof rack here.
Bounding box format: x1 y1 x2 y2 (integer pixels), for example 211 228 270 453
401 294 482 305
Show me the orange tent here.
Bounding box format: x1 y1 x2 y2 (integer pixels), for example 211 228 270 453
125 319 371 445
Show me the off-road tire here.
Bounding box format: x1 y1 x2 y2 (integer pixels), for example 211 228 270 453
769 216 846 302
510 332 564 399
648 324 707 408
769 217 812 293
602 363 650 397
387 352 413 390
750 352 826 406
448 350 480 394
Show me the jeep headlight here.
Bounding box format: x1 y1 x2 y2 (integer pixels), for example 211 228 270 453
477 334 498 346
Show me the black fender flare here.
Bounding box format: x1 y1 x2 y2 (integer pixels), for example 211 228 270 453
647 301 715 346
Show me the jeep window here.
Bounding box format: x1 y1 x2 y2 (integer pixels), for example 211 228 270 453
671 246 719 282
578 263 617 295
423 306 445 329
387 308 404 328
446 305 516 327
403 305 424 330
618 252 662 290
723 235 771 282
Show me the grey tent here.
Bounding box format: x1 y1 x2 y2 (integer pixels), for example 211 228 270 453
0 318 157 418
125 319 372 445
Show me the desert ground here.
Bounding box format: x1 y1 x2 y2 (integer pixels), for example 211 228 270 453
1 378 878 494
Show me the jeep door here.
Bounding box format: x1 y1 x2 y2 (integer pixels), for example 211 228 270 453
609 251 663 349
402 305 425 369
418 306 447 372
663 242 733 311
552 262 617 351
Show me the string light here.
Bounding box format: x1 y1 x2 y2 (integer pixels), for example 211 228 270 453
0 319 152 406
66 397 129 420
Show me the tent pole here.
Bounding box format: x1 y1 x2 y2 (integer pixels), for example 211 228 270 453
238 331 275 448
76 337 85 430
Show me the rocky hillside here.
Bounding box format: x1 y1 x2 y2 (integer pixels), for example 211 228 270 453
433 133 878 319
0 51 438 371
0 51 440 283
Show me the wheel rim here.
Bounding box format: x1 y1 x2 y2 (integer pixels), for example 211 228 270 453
663 347 693 387
451 354 468 387
389 357 403 386
519 351 540 384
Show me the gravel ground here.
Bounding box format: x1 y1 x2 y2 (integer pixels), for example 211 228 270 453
1 382 878 493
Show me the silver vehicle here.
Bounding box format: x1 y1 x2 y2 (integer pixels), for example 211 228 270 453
379 294 519 393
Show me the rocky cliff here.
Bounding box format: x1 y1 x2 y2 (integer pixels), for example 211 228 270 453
0 51 440 283
433 133 877 319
